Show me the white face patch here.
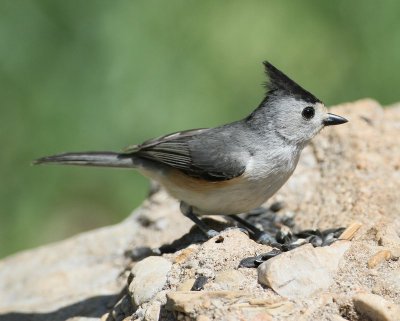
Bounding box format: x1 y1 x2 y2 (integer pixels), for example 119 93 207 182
267 97 327 145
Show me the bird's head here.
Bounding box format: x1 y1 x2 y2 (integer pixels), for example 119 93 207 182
250 61 347 146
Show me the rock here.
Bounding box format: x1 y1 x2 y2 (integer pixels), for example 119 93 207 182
330 315 349 321
177 278 196 291
373 222 400 259
173 247 196 264
375 222 400 247
128 256 172 307
0 189 190 321
213 269 247 290
143 302 161 321
1 100 400 321
372 269 400 298
166 291 295 320
353 293 400 321
192 229 271 271
107 294 134 321
258 241 351 298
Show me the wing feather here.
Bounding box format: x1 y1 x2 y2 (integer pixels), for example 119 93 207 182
122 127 249 181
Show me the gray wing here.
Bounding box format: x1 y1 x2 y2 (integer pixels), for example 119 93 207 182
122 126 249 181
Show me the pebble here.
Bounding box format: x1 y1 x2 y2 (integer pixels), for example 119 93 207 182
258 241 351 298
353 293 400 321
213 269 246 290
144 302 162 321
128 256 172 307
177 278 196 291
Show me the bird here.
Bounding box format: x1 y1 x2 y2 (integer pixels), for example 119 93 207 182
34 61 348 242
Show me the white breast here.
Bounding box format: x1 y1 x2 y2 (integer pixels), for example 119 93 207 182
160 145 301 215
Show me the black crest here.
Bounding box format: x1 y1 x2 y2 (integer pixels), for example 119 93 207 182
263 61 321 104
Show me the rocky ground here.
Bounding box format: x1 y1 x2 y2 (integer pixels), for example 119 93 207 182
0 99 399 321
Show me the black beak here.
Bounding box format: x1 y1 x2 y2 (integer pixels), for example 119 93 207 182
323 113 348 126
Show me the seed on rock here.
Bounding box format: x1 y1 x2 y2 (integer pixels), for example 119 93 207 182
239 256 258 268
269 201 286 212
275 226 293 244
322 227 345 238
296 229 322 239
239 249 282 268
191 276 208 291
322 236 337 247
256 249 282 263
339 222 362 241
308 235 323 247
367 250 392 269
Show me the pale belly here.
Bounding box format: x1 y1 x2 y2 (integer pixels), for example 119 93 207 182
158 162 297 215
173 176 291 215
138 149 301 215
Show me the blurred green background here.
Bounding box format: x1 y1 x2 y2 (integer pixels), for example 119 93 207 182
1 0 399 258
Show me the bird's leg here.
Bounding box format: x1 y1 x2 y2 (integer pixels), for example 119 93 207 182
229 214 276 245
180 202 219 238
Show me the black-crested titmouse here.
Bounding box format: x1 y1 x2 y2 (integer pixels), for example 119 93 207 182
35 61 348 241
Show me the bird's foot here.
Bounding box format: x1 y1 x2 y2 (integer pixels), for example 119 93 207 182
206 229 219 238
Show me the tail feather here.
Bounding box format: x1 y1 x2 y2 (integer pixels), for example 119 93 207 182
33 151 136 168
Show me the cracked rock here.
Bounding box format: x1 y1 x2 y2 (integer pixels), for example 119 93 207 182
258 241 351 298
166 291 295 320
128 256 172 307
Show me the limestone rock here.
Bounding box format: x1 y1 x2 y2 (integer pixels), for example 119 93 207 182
166 291 295 320
258 241 351 298
353 293 400 321
128 256 172 307
0 190 190 320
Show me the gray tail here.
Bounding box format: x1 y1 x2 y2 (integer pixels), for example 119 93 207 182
33 151 136 168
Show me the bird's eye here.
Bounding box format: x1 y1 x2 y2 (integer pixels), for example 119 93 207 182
302 107 315 120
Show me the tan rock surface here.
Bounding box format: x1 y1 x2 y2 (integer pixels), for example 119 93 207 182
0 99 399 321
353 293 400 321
258 241 351 298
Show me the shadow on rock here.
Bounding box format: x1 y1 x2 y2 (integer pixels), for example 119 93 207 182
126 217 231 261
0 294 119 321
